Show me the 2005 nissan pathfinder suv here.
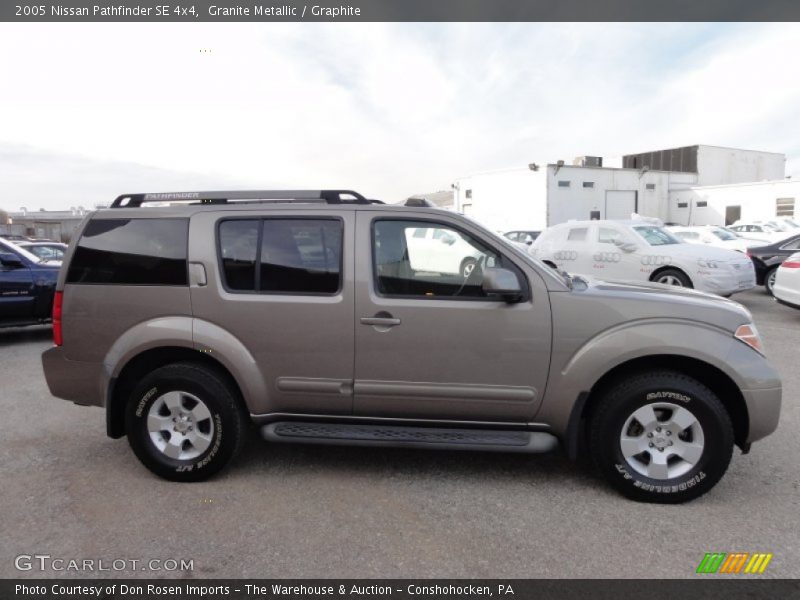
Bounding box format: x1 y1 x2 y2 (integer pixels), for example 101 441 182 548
42 190 782 503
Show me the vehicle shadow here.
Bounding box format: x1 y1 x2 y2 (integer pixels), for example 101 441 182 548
0 325 52 347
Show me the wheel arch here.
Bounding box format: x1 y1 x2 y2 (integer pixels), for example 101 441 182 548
106 347 247 439
649 265 692 286
566 354 748 460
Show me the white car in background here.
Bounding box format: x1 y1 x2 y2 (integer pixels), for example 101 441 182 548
405 225 485 277
667 225 767 252
773 252 800 310
729 222 794 243
531 219 755 296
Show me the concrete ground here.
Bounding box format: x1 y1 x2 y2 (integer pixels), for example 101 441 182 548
1 288 798 579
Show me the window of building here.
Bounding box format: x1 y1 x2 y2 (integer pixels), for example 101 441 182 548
646 183 656 190
567 227 588 241
677 202 689 208
777 198 795 217
558 181 570 188
219 219 342 295
697 201 708 208
465 189 472 199
582 182 594 188
67 218 188 285
372 220 516 300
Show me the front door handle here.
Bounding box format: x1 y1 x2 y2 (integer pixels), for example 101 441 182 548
360 312 401 327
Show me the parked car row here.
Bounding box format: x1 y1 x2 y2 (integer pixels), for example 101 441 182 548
503 217 800 305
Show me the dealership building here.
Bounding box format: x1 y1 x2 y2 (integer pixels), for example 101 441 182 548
452 145 797 232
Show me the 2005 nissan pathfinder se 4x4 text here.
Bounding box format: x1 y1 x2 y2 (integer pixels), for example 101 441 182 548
42 190 782 503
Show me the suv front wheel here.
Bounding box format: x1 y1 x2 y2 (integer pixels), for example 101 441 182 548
589 371 733 503
125 362 247 482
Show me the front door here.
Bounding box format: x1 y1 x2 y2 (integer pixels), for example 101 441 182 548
353 212 552 422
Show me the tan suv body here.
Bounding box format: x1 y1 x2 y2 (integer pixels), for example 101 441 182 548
42 191 781 502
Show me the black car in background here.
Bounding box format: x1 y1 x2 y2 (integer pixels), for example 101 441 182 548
0 238 60 328
747 233 800 294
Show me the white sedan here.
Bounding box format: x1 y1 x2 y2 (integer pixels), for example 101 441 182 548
531 219 755 296
729 222 795 243
667 225 768 252
773 252 800 310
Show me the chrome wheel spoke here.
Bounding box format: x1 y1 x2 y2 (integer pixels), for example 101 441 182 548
162 391 184 413
620 435 644 458
189 402 211 423
675 440 704 464
631 404 658 429
147 413 172 433
669 406 698 433
647 452 670 479
163 435 184 459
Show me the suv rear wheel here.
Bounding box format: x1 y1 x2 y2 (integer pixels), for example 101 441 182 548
589 371 733 503
125 362 247 482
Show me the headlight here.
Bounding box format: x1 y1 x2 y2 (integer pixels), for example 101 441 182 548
697 258 720 269
734 323 764 355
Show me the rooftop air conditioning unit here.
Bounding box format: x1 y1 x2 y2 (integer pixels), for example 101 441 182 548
573 156 603 167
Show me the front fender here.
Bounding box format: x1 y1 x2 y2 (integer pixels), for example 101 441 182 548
534 319 746 437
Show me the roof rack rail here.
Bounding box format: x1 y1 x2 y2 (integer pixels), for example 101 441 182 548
110 190 381 208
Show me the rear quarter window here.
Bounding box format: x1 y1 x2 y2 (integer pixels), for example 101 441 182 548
66 218 189 285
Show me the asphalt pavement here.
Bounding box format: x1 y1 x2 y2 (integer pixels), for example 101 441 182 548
1 288 798 579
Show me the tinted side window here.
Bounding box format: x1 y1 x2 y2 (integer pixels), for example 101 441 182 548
260 220 342 294
218 219 342 295
219 220 259 291
67 218 188 285
782 238 800 251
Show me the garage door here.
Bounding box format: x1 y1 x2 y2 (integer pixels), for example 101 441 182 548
605 190 637 220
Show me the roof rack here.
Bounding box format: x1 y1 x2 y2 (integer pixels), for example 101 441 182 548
110 190 382 208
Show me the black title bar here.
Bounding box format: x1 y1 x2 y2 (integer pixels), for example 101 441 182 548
3 0 800 22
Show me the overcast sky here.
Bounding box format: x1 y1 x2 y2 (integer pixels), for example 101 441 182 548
1 22 799 211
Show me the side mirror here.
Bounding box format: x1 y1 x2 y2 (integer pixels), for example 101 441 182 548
0 252 24 268
482 267 523 302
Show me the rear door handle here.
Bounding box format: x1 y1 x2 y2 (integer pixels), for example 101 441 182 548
360 313 401 327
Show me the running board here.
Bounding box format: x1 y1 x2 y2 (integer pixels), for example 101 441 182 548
261 421 558 453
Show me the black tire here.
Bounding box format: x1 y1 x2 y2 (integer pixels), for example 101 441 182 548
125 362 247 482
460 257 478 279
764 267 778 296
589 371 733 503
651 268 693 288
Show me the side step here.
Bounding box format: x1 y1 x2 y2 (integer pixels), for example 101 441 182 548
261 421 558 454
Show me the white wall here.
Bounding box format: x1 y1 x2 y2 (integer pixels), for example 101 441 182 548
668 179 799 226
454 168 548 232
546 166 678 225
697 146 785 186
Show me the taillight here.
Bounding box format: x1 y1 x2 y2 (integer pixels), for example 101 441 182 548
782 260 800 269
745 250 752 258
53 291 63 346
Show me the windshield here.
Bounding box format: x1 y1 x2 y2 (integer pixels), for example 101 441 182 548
632 226 681 246
711 228 738 241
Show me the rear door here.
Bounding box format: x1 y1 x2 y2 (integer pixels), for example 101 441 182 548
189 209 355 416
352 211 552 422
